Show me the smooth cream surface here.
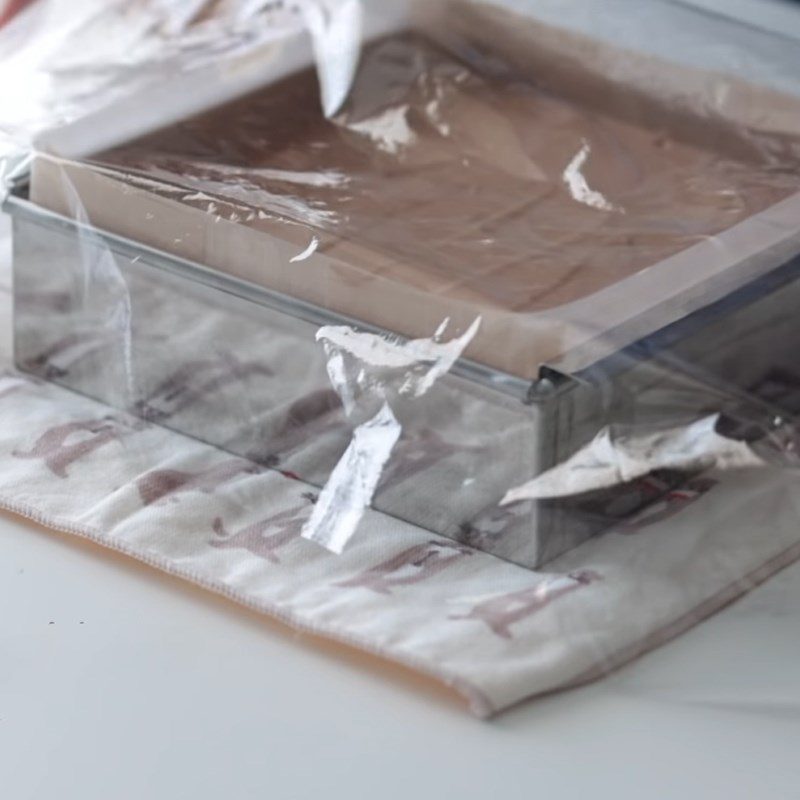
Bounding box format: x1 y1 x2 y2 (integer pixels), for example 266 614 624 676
93 33 800 312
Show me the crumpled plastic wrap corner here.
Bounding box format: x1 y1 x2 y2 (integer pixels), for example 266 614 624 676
0 0 378 186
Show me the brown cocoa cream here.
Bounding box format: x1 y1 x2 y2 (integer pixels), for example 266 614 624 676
91 33 799 312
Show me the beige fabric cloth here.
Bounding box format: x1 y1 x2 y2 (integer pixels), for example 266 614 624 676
1 368 799 715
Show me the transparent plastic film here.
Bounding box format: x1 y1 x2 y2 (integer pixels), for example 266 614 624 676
302 317 481 552
0 0 409 190
4 0 800 712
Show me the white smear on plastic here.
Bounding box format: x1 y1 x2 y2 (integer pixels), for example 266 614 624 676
290 236 320 263
306 316 480 552
347 104 416 154
245 167 348 188
182 163 349 188
501 414 763 505
300 0 363 118
316 316 481 399
425 98 451 137
320 347 356 415
563 141 620 213
434 317 450 339
302 402 401 553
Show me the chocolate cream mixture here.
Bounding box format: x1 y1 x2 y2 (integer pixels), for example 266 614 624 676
92 33 800 312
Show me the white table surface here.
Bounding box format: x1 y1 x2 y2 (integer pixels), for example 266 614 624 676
3 2 800 796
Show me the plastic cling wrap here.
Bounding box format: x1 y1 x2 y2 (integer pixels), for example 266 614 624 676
4 0 800 712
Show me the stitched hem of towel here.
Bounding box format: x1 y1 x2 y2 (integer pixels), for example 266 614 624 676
488 536 800 716
0 496 495 718
5 492 800 719
562 536 800 690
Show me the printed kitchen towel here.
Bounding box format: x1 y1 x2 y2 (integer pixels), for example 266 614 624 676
1 368 800 716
